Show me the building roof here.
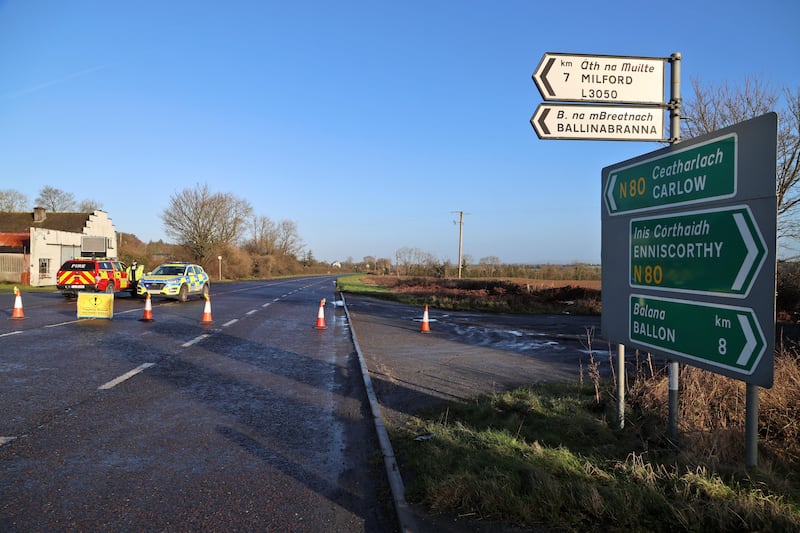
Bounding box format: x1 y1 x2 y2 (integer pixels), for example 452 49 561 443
0 211 95 233
0 233 29 247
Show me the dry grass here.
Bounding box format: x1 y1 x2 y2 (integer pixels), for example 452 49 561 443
356 275 602 314
398 356 800 531
626 348 800 473
363 275 601 291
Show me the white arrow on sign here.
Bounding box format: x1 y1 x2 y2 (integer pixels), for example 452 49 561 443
606 174 618 211
532 52 666 104
736 313 758 367
733 212 759 292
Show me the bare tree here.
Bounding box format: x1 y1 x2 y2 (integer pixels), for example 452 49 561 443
682 78 800 244
35 186 76 212
161 183 253 261
479 256 501 276
247 215 279 255
77 198 103 212
245 215 307 260
0 189 29 212
395 246 414 275
394 246 440 276
275 220 304 258
375 257 393 273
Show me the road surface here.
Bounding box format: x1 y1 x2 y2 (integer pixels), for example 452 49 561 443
2 280 609 532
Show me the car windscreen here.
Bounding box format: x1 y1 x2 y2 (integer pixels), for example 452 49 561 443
153 266 185 276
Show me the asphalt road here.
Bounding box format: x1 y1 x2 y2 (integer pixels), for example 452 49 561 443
2 280 612 532
344 295 603 435
1 277 395 532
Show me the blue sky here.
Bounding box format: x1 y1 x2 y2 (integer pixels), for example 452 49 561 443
1 1 798 265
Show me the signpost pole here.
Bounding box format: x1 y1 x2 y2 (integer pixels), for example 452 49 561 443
745 384 758 467
667 53 682 443
669 52 681 143
668 363 679 440
617 344 625 429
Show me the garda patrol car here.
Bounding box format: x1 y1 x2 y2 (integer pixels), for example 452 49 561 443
56 258 131 298
137 262 210 302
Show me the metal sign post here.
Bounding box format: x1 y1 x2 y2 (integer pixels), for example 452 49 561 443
531 50 672 430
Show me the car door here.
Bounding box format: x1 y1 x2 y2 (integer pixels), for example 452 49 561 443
186 266 199 293
113 261 130 290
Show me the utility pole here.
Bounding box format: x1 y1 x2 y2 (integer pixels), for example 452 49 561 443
452 211 466 278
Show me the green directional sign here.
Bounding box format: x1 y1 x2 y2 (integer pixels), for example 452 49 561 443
629 294 766 376
630 205 766 297
604 134 737 215
603 113 777 387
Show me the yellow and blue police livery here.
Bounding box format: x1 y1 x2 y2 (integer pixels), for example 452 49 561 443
137 262 210 302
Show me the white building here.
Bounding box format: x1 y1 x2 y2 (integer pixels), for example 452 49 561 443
0 207 119 286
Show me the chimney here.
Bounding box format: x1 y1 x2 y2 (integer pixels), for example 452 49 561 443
33 206 47 222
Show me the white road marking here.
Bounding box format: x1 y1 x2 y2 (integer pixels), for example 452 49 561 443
222 319 238 327
45 320 82 328
0 331 23 338
246 309 257 316
182 334 211 347
98 362 155 390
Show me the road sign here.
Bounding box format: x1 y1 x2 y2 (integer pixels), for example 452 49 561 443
602 113 778 387
77 292 114 319
533 53 666 104
629 294 766 377
604 133 737 215
630 205 767 297
530 103 664 141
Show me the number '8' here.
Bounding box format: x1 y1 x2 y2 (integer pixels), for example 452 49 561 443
718 338 727 355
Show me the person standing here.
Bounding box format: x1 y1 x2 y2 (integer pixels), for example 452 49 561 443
127 260 144 296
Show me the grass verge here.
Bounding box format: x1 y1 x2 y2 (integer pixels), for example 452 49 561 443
336 274 394 297
1 283 57 294
394 379 800 532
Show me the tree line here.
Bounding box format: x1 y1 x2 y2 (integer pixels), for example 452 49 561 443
0 186 102 213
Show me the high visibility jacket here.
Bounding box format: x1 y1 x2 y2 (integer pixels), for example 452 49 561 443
127 264 144 281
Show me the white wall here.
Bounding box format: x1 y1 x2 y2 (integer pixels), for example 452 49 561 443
27 211 118 287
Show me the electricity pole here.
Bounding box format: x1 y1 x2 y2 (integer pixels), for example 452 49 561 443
452 211 466 278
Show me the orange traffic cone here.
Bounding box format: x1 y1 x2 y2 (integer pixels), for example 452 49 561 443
314 299 327 329
11 286 25 320
200 295 213 324
420 304 431 333
140 293 154 322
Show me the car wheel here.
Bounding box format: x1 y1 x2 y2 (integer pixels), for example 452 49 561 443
106 282 115 294
178 284 188 302
201 283 209 299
